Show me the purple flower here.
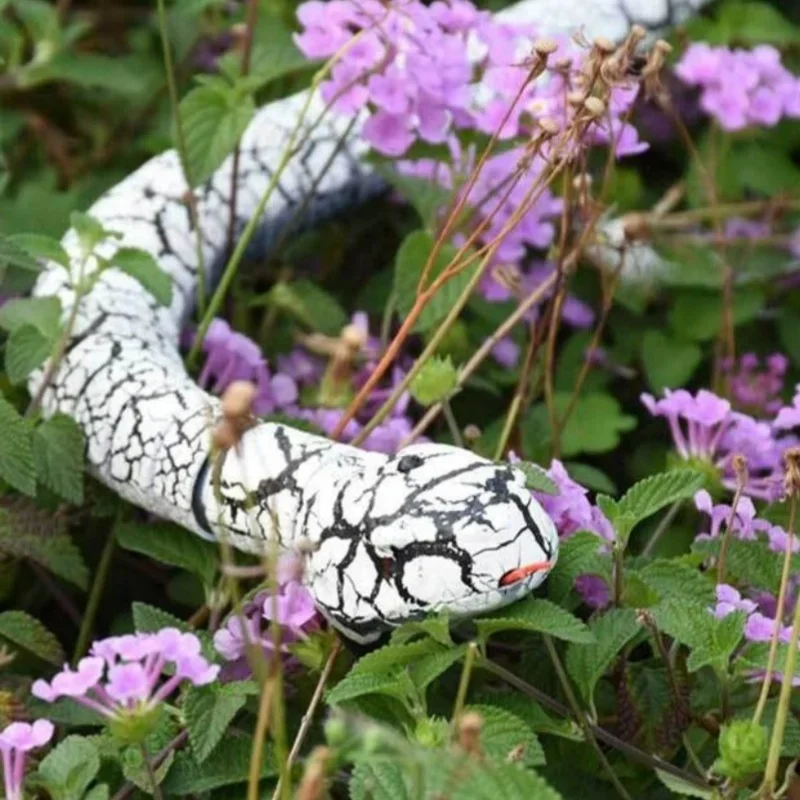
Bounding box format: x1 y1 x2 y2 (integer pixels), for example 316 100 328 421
694 490 770 543
0 720 54 800
713 584 757 619
214 560 319 681
363 111 416 157
722 353 787 416
32 630 218 723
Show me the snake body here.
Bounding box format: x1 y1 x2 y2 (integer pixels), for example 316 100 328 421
29 0 709 642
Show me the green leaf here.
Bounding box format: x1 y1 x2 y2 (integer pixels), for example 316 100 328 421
472 691 582 740
409 644 467 691
38 53 153 94
393 230 476 333
467 704 545 766
120 742 175 793
515 461 557 494
0 394 36 496
350 761 409 800
0 233 43 272
183 682 248 764
33 414 85 504
602 469 704 540
684 0 800 44
565 609 641 705
0 610 63 664
36 735 100 800
180 81 256 185
7 233 68 268
116 520 218 586
5 323 52 384
686 611 746 674
634 559 715 607
409 355 458 406
640 330 702 393
256 279 348 336
71 211 118 257
237 16 310 87
669 289 765 341
692 537 790 595
113 248 173 306
547 531 608 604
654 769 715 798
447 761 563 800
0 296 62 338
373 165 453 228
390 613 453 646
326 670 411 706
162 736 276 794
350 639 444 676
84 785 110 800
476 597 595 644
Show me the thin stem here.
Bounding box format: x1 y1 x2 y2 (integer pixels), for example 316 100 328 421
451 642 478 732
542 635 632 800
140 744 164 800
111 731 189 800
441 399 464 448
271 640 342 800
753 495 797 724
760 587 800 798
248 678 276 800
72 522 117 664
716 478 745 587
29 563 82 627
155 0 207 315
641 501 683 557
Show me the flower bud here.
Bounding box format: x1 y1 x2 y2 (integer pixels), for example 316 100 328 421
324 716 348 747
713 720 768 780
409 356 458 407
221 380 256 419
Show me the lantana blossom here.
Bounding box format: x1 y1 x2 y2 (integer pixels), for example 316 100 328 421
0 720 54 800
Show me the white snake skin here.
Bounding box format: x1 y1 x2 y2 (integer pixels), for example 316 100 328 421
29 0 710 641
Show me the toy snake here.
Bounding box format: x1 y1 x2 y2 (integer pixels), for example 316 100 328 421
29 0 709 641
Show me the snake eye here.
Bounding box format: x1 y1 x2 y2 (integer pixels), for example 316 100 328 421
397 454 424 473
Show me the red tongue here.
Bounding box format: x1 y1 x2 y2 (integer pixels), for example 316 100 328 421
499 561 553 587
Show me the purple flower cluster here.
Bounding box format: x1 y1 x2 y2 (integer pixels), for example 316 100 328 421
32 629 218 720
722 353 787 417
0 720 54 800
214 557 319 680
675 44 800 131
530 458 614 609
641 388 790 501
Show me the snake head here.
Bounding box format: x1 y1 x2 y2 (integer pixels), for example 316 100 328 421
301 441 559 643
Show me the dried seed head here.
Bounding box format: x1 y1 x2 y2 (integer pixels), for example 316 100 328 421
784 447 800 497
537 116 560 136
458 711 483 757
572 173 593 192
296 746 330 800
622 212 650 241
533 37 558 56
553 56 572 72
294 536 319 556
212 418 239 452
654 39 673 55
566 90 585 107
221 380 256 419
732 454 748 488
463 424 481 442
583 96 606 117
340 323 367 352
593 36 616 54
506 744 526 763
629 24 647 42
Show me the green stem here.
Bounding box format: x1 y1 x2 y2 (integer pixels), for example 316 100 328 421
72 517 117 664
441 399 463 448
451 642 478 731
641 500 683 557
155 0 207 315
542 635 633 800
140 744 164 800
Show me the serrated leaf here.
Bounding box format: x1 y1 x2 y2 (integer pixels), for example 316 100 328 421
113 248 172 306
0 610 64 664
161 736 276 794
5 323 52 384
635 559 715 607
7 233 69 268
180 82 256 185
0 394 36 496
515 461 557 494
409 644 467 691
36 735 100 800
606 469 704 539
390 612 453 646
547 531 607 604
233 16 310 87
256 279 347 336
327 669 412 706
32 414 85 504
654 769 715 798
472 691 582 740
350 639 444 676
0 296 61 338
565 609 640 706
71 211 117 257
0 233 42 272
0 509 87 589
692 537 788 594
466 704 545 766
116 521 218 586
184 683 248 763
686 611 745 673
350 761 409 800
394 230 476 333
121 744 175 793
84 785 110 800
373 165 453 228
476 597 595 644
447 761 563 800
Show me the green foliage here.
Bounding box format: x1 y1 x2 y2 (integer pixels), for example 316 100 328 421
466 704 545 766
32 413 85 504
256 279 348 336
116 520 218 586
0 393 36 495
514 461 558 494
5 324 52 384
692 536 790 595
113 248 173 306
0 609 64 664
476 597 595 644
184 682 248 763
547 531 608 603
409 355 458 405
34 736 101 800
180 78 256 185
640 330 702 392
394 230 475 333
713 720 769 780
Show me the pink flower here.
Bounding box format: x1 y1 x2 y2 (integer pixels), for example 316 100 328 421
33 630 218 721
363 111 416 157
0 720 54 800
